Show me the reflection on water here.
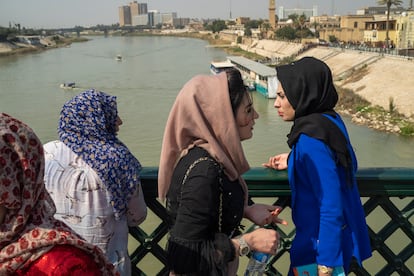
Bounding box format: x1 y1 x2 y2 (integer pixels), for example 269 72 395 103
0 35 413 169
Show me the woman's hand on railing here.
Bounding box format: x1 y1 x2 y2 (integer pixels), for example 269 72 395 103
262 152 289 170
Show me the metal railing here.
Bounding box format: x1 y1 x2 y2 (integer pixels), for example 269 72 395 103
129 167 414 276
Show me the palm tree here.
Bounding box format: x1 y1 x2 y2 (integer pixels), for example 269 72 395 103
377 0 403 48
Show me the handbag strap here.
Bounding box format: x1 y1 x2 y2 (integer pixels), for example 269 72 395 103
179 157 224 232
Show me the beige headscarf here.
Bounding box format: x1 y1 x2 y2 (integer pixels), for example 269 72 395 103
158 72 250 200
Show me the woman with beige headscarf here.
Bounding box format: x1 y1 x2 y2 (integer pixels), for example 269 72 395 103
158 68 286 275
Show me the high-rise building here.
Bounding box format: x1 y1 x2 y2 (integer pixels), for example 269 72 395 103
138 3 148 14
129 1 147 16
119 2 149 27
119 5 131 26
278 5 318 20
130 1 139 18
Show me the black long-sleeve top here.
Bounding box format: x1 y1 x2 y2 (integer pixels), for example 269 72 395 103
166 147 245 275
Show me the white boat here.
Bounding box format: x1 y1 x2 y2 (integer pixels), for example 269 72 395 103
226 56 277 99
116 54 122 61
210 60 235 75
60 82 76 89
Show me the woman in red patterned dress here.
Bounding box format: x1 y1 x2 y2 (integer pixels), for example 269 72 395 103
0 113 117 275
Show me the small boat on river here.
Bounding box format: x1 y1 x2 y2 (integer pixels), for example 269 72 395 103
116 54 122 61
59 82 76 89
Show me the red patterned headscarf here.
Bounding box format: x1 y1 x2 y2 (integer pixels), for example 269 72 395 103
0 113 116 275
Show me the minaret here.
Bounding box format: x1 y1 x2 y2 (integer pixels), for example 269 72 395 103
269 0 276 29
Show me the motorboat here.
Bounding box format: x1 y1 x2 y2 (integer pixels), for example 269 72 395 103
60 82 76 89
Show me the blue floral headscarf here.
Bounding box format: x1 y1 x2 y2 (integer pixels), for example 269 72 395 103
58 89 142 220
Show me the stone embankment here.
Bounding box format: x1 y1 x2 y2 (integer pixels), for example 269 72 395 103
298 47 414 134
242 40 414 135
0 35 85 57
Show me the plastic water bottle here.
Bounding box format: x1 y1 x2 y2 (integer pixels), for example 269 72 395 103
244 251 270 276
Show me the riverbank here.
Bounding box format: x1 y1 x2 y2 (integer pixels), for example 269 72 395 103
1 32 413 136
206 37 414 136
0 35 88 57
295 46 414 135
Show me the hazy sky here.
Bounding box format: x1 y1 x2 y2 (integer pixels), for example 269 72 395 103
0 0 409 29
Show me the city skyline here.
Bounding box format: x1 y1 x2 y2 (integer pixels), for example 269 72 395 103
0 0 408 29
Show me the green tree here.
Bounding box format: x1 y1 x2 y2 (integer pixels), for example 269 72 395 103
260 22 271 39
328 35 338 43
244 27 252 37
297 14 307 30
275 26 296 40
245 20 260 29
205 20 227 33
295 28 314 39
377 0 403 48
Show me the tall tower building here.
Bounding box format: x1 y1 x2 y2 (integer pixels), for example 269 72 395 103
130 1 139 18
119 5 131 26
269 0 276 29
138 3 148 14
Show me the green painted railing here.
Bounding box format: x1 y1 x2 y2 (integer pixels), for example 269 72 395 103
129 167 414 276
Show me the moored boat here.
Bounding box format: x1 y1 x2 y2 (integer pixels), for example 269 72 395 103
210 60 235 75
210 57 277 98
227 56 277 99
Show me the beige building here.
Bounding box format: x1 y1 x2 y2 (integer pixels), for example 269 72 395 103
316 6 414 48
119 2 148 27
236 17 250 25
310 15 340 29
364 16 397 47
130 1 139 18
318 15 374 43
395 11 414 49
119 6 131 26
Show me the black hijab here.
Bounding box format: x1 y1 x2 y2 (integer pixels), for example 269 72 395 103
276 57 352 176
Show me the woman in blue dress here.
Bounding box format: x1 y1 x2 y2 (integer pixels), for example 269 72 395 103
264 57 372 275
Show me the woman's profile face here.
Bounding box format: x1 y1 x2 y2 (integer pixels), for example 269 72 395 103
115 116 123 133
236 92 259 141
274 81 295 121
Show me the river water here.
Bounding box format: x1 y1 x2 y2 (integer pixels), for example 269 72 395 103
1 35 413 274
1 35 413 168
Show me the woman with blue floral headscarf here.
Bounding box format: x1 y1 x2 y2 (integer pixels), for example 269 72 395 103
43 89 147 276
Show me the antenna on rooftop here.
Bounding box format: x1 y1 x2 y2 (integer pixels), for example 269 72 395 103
229 0 232 19
331 0 335 15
